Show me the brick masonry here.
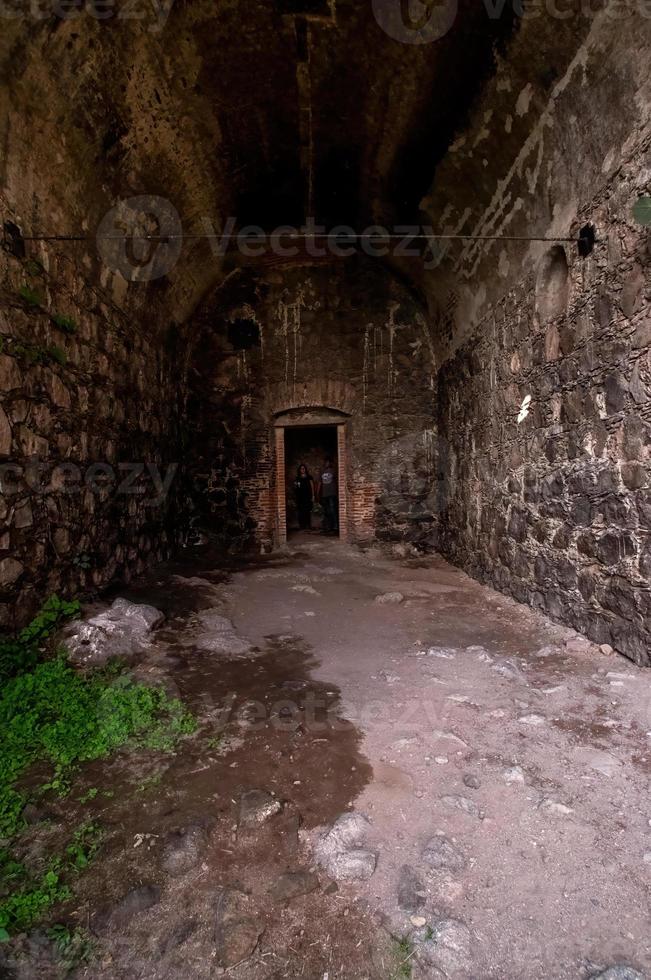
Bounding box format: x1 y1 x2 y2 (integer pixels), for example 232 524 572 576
184 259 439 550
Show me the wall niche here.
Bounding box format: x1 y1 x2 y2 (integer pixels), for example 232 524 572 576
535 245 569 322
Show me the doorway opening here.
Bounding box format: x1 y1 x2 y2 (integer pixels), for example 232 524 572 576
284 425 338 537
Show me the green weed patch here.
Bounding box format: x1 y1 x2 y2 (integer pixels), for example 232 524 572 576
51 314 77 335
0 596 196 940
0 655 195 839
0 595 80 684
0 859 70 938
18 285 42 308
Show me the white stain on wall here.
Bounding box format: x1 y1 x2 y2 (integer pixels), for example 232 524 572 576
452 17 602 280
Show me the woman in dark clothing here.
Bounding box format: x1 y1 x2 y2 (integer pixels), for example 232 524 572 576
293 464 314 530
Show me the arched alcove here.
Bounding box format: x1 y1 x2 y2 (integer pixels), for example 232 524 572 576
535 245 570 321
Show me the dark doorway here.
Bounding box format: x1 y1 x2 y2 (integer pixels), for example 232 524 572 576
285 425 338 535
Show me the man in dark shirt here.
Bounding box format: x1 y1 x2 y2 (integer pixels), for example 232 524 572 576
317 457 338 535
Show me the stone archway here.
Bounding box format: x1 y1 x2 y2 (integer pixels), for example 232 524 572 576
273 406 351 546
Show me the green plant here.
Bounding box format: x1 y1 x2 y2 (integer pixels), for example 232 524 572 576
0 652 196 839
1 337 68 368
0 597 196 939
18 284 42 308
0 595 81 684
51 314 77 335
0 859 70 936
77 787 98 804
0 821 101 940
96 657 126 679
47 345 67 366
65 822 102 872
71 552 93 570
205 733 224 751
0 849 26 886
23 258 44 278
136 772 163 794
46 924 95 973
10 341 43 365
390 937 414 979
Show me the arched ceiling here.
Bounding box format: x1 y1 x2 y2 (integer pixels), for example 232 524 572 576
1 1 648 343
0 0 516 319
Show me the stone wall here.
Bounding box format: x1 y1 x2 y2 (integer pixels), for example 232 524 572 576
420 10 651 362
184 258 439 549
438 135 651 666
0 222 182 629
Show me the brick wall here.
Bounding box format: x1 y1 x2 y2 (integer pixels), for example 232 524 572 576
184 258 439 549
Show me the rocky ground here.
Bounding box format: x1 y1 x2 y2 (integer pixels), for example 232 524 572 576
2 537 649 979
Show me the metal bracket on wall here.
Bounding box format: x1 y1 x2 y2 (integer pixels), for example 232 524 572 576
577 223 596 258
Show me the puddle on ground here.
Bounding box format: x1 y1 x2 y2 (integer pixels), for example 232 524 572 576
551 715 618 745
3 565 387 980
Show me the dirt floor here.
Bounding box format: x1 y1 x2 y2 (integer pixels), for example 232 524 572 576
3 537 650 979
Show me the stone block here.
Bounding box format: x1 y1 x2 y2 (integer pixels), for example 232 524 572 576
16 425 48 457
621 462 647 491
0 405 12 456
610 618 650 667
0 355 22 390
544 324 561 361
0 557 23 588
635 489 651 527
620 263 645 318
14 500 33 529
604 373 628 415
593 531 637 566
47 373 71 409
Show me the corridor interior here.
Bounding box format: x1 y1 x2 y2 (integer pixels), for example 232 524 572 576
0 3 649 979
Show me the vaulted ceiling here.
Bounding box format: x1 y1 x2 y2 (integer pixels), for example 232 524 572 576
1 0 647 340
0 0 516 247
191 0 518 229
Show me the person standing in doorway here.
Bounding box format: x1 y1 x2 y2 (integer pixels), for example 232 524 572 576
317 457 338 535
293 464 314 530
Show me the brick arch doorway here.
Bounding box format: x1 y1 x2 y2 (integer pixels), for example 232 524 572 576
273 408 350 546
